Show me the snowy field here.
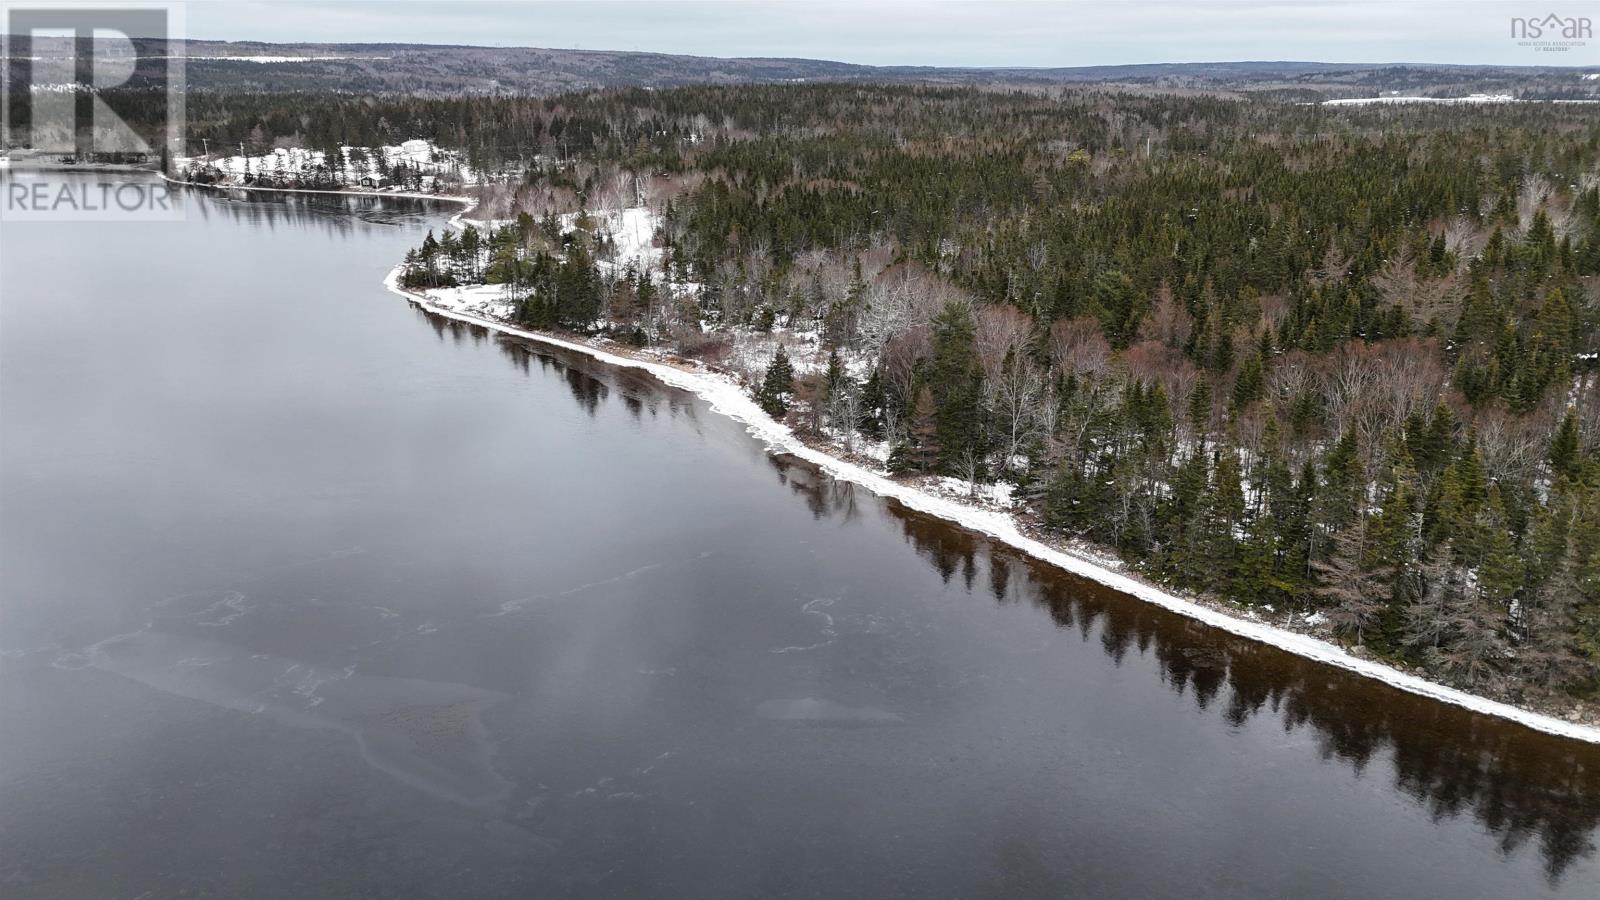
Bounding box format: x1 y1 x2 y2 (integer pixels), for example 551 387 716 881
1321 93 1517 105
565 207 665 275
1321 93 1599 106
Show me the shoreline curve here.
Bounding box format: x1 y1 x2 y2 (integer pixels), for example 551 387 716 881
383 265 1600 746
167 175 1600 746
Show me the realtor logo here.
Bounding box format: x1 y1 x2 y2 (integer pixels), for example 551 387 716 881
1 4 186 221
1509 13 1593 52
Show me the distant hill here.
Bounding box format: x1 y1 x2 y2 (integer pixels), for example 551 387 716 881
4 36 1597 99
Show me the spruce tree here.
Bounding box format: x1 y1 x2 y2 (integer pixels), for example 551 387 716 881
889 386 940 475
928 302 988 476
1205 447 1247 591
1314 430 1364 547
1549 407 1581 481
756 346 795 418
1570 487 1600 689
1188 377 1213 444
856 367 886 441
1313 519 1386 645
825 349 848 397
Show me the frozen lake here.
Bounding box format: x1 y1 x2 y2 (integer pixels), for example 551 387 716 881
2 176 1598 898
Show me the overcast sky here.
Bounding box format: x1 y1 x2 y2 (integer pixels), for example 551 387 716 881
166 1 1597 67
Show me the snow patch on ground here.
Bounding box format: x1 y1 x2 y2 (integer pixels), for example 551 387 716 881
1319 93 1599 106
418 283 517 322
565 207 664 274
922 476 1016 510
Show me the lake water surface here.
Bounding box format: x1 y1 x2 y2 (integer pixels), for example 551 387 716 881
3 176 1599 898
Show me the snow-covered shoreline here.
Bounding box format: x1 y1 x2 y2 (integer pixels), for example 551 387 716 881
378 259 1600 746
160 174 481 226
155 176 1600 745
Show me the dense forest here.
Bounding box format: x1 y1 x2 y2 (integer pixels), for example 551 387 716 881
139 82 1600 711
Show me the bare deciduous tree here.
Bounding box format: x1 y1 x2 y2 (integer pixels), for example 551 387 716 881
1137 282 1192 349
1050 317 1112 379
975 304 1033 383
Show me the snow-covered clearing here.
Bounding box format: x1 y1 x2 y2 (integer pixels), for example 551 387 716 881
420 206 665 325
1321 93 1600 106
1321 93 1518 106
564 207 664 274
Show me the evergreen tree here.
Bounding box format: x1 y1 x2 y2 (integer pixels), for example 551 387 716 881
1313 431 1364 555
1230 352 1264 412
1188 377 1213 444
1549 407 1581 481
889 386 940 475
1204 447 1247 590
928 302 988 476
825 348 848 397
756 346 795 418
857 367 886 441
554 243 601 328
1313 519 1387 645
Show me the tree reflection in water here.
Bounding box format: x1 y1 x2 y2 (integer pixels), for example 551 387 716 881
415 302 1600 887
770 454 1600 885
